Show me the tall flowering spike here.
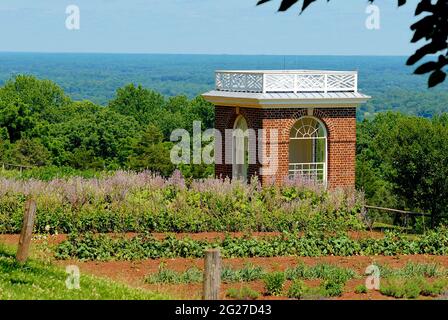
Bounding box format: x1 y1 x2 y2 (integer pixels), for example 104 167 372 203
167 169 186 189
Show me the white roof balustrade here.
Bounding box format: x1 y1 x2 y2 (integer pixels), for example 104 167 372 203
203 70 370 107
215 70 358 93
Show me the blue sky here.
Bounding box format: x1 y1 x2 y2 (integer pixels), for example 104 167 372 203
0 0 420 55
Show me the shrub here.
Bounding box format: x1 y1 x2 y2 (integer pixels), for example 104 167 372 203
287 279 307 299
354 284 368 294
146 266 180 284
420 279 448 297
226 286 260 300
321 279 345 297
263 272 285 296
380 278 406 298
404 280 422 299
298 286 327 299
379 277 433 299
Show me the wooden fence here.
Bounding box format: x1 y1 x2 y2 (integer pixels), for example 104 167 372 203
363 205 431 231
1 162 34 172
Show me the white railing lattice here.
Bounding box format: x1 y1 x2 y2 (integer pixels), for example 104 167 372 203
215 72 263 93
215 70 358 94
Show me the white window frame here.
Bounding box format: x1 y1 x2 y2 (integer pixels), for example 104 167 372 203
289 116 328 186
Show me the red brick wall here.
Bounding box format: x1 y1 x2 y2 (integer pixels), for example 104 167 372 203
214 105 356 189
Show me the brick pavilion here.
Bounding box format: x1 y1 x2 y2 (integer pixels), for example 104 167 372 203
202 70 370 189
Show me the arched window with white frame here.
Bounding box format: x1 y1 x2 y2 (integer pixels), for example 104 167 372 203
289 116 327 185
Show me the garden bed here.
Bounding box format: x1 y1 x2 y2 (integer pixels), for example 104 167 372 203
54 255 448 300
2 231 448 300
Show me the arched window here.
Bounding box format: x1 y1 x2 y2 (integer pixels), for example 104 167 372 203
289 116 327 184
232 115 249 181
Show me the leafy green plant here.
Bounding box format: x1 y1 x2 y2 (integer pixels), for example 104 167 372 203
221 264 265 283
379 262 446 278
226 286 260 300
146 263 265 285
285 262 357 285
420 279 448 297
55 229 448 261
287 279 307 299
321 279 345 297
379 277 438 299
145 265 203 284
263 272 285 296
354 284 367 294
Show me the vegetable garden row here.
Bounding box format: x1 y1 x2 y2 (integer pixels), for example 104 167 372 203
54 229 448 261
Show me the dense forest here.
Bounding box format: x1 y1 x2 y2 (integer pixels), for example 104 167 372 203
1 53 447 120
0 72 447 227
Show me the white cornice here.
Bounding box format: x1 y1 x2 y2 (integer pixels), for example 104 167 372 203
202 93 370 109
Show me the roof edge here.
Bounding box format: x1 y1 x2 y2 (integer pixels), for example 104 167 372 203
202 91 371 108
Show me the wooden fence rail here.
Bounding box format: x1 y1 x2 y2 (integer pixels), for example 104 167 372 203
364 205 430 217
364 205 431 230
1 162 34 172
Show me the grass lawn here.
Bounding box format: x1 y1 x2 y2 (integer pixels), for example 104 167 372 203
0 244 168 300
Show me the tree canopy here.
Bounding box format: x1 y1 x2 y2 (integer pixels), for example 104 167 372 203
0 75 214 177
356 112 448 226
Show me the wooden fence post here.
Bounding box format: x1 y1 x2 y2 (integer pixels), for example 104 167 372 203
16 198 37 263
203 248 221 300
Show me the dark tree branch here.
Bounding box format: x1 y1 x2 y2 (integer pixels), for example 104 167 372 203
256 0 448 88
